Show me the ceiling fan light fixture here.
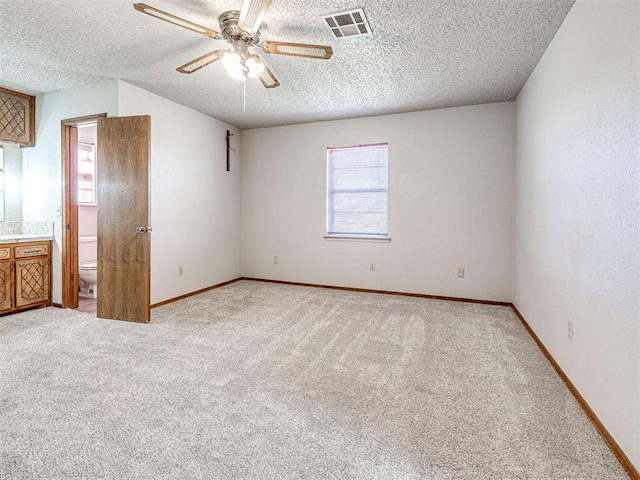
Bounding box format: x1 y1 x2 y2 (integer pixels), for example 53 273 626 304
246 55 265 78
222 51 247 81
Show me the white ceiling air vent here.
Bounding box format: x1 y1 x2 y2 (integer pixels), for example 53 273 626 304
322 8 372 38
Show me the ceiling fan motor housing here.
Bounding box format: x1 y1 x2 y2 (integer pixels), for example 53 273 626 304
219 10 259 45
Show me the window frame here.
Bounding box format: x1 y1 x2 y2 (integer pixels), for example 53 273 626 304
326 142 390 242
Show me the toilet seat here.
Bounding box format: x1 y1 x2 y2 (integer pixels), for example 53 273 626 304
79 262 97 271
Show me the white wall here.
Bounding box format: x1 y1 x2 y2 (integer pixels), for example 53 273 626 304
19 78 241 306
22 80 119 304
77 124 96 144
242 103 515 302
515 0 639 470
3 145 23 222
78 205 97 238
117 81 242 304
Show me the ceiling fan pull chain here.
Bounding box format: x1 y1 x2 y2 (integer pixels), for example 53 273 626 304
239 81 245 130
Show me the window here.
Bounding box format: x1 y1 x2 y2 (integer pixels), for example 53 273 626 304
78 142 96 204
327 143 389 238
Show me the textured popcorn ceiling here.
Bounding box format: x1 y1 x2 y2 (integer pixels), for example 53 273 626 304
0 0 575 129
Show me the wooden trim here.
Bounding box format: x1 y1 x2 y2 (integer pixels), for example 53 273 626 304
27 91 35 148
52 303 63 308
242 277 511 306
511 304 639 480
62 113 107 126
61 124 79 308
150 278 242 309
61 113 106 309
0 86 33 100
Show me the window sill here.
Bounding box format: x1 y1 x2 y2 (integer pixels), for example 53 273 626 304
324 235 391 243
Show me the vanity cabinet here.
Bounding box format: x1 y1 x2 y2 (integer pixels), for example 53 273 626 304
0 240 51 315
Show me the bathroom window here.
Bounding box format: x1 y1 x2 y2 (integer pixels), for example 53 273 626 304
78 142 96 204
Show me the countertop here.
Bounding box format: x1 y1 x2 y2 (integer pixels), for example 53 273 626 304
0 235 55 244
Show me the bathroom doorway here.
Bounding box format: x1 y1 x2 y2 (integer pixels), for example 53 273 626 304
61 113 106 312
76 122 98 314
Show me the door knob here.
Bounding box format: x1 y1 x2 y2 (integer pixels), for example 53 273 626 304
136 226 147 234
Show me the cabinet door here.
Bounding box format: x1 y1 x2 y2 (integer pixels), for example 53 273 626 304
15 258 49 307
0 262 12 311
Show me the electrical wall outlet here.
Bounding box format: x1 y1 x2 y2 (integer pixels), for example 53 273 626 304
273 256 278 264
457 267 465 278
567 320 573 340
370 263 376 271
178 266 183 276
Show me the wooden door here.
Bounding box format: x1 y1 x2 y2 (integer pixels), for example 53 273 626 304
96 116 151 323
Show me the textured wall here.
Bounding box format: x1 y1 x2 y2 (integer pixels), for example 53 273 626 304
242 102 515 302
117 81 242 304
515 0 639 469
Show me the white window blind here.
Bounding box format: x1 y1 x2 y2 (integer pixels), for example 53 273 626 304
327 143 388 237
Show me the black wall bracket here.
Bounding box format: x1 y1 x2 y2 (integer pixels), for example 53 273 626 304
226 130 236 172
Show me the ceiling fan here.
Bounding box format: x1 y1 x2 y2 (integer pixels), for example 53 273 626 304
133 1 334 88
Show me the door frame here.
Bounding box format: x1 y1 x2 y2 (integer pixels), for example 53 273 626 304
61 113 106 309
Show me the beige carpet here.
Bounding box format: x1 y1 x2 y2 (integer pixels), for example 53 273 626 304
0 280 627 479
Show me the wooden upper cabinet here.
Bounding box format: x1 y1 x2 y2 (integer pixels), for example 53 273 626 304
0 87 36 147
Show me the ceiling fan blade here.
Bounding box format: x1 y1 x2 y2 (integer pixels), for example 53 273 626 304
238 0 273 35
133 3 222 39
177 50 226 74
261 41 333 60
258 63 280 89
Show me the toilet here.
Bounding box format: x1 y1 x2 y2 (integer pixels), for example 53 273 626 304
78 236 97 298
